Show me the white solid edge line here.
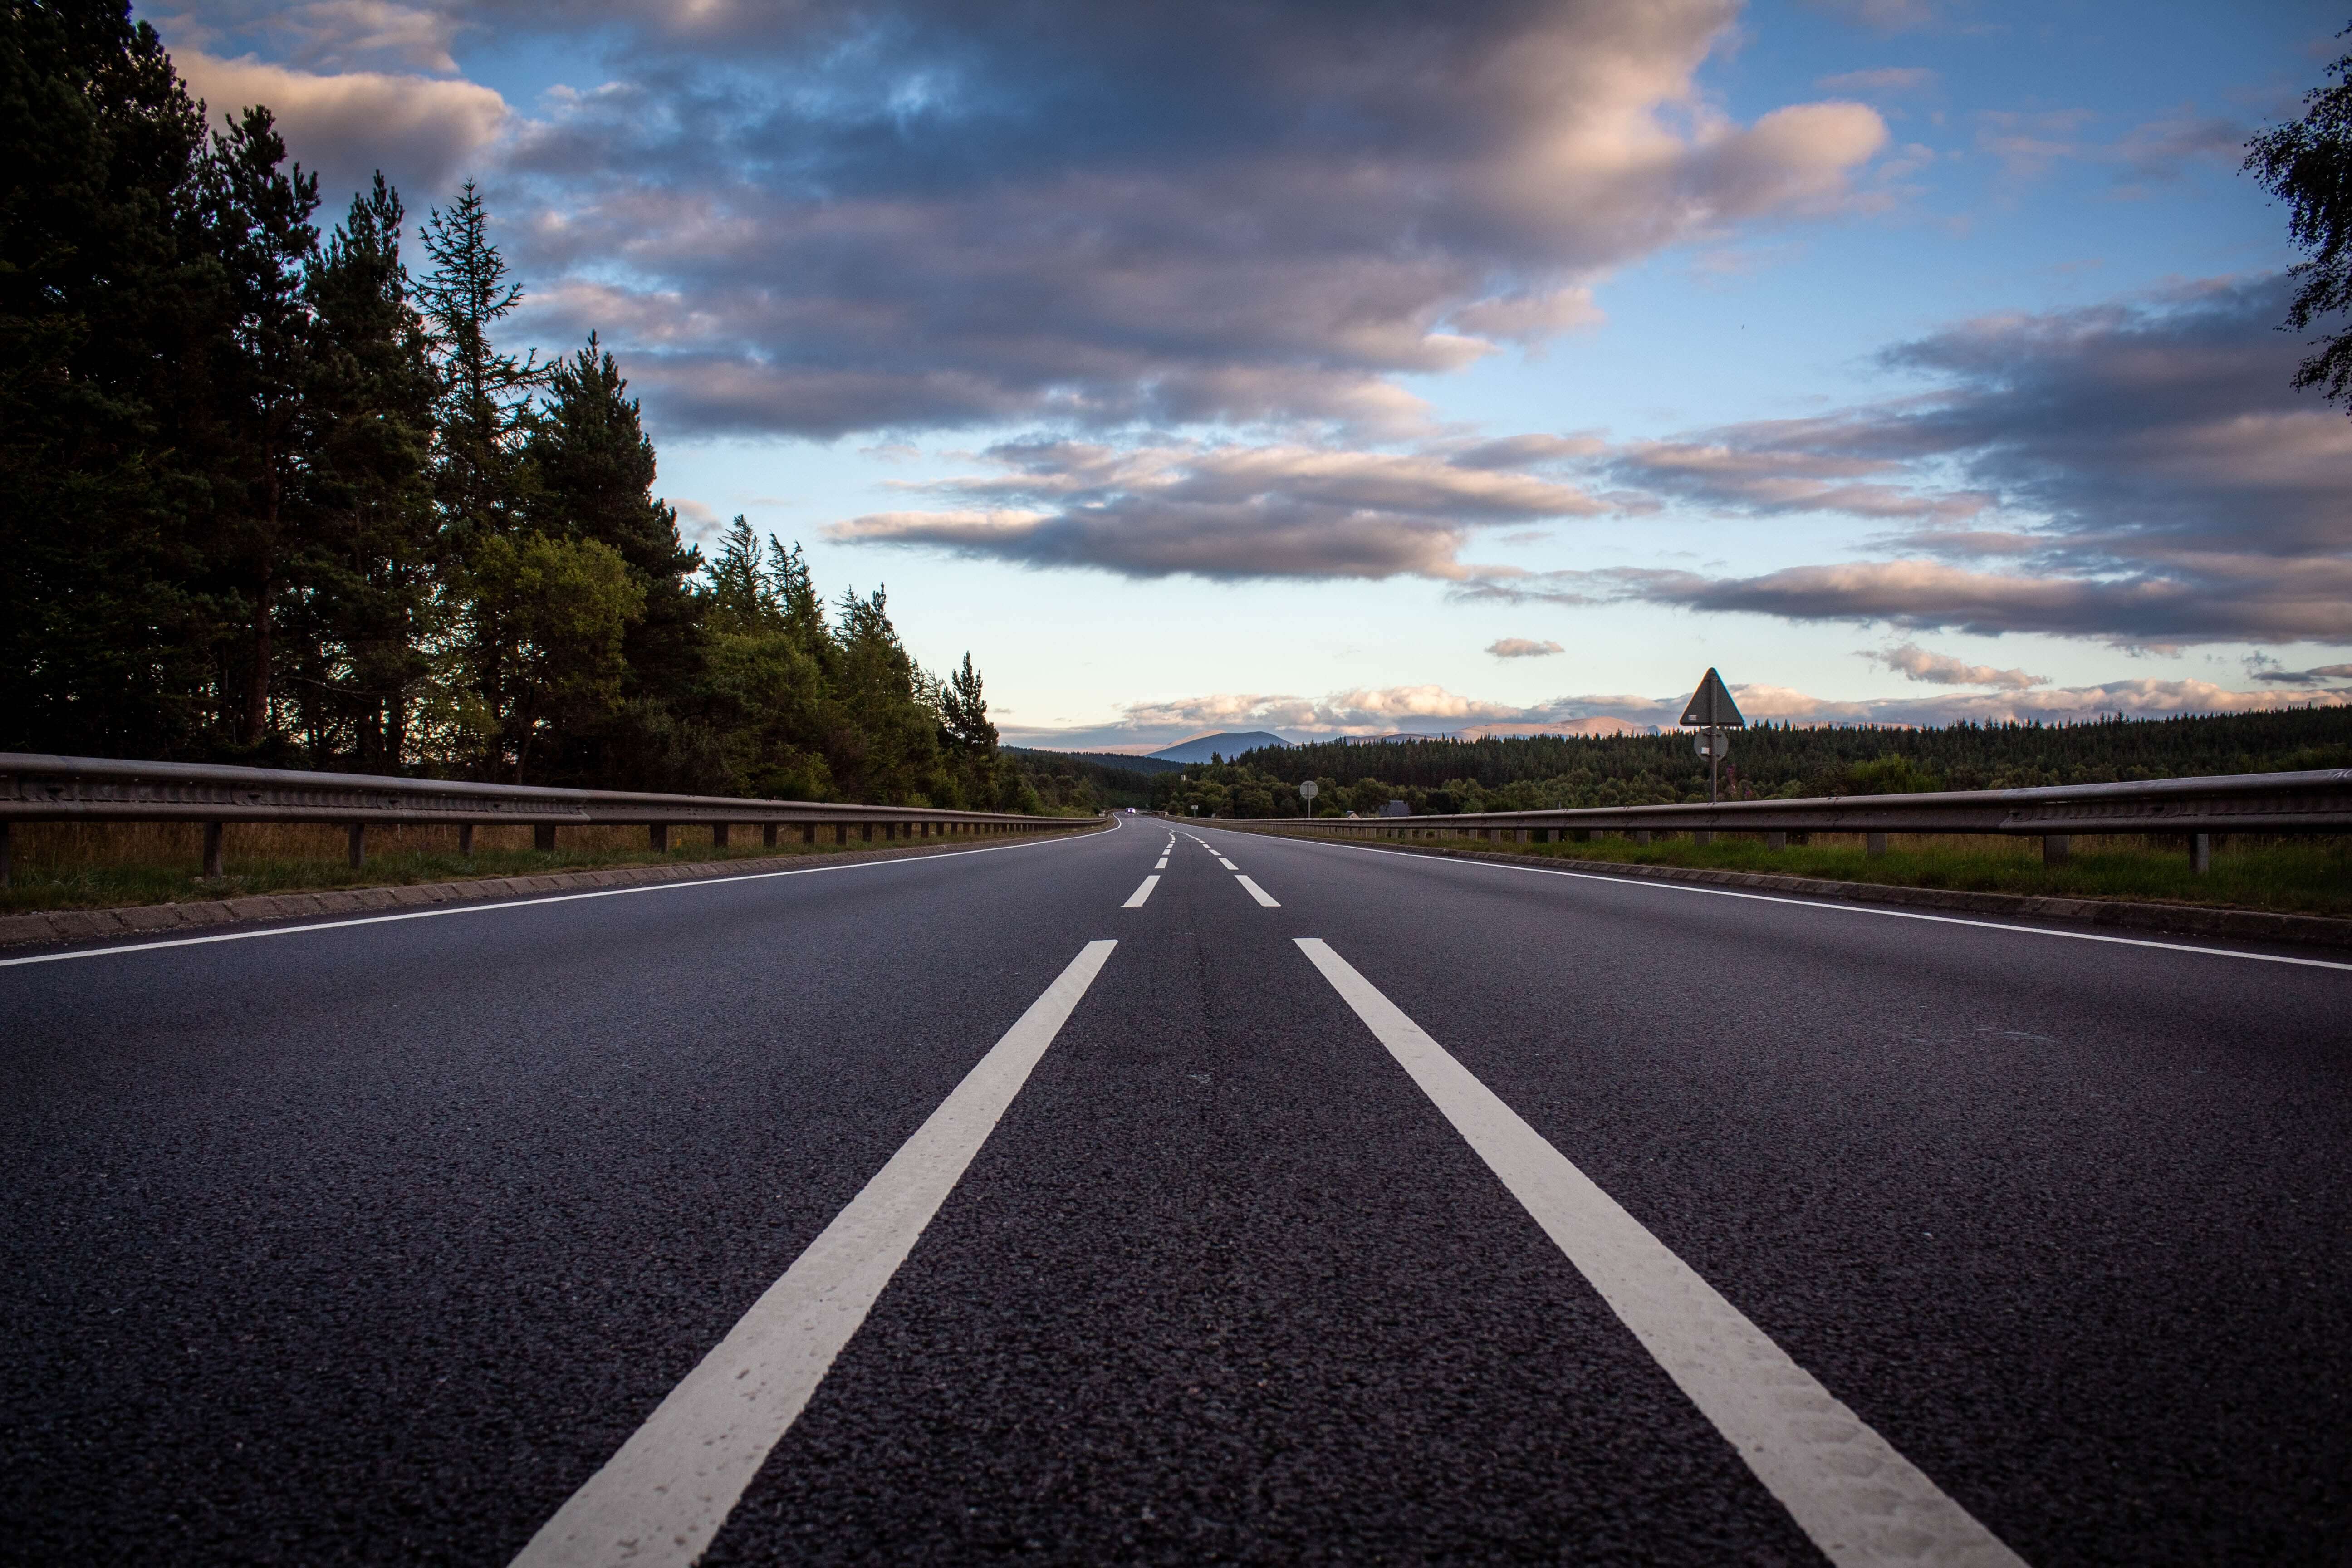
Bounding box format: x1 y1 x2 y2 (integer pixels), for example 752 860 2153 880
511 938 1118 1568
0 824 1112 969
1234 875 1281 908
1122 875 1161 908
1264 834 2352 974
1292 938 2026 1568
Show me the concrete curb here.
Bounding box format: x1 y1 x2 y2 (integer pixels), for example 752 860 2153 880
1225 827 2352 952
0 824 1106 951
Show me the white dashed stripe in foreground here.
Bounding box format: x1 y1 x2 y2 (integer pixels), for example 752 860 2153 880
1235 875 1281 908
1294 937 2025 1568
1124 876 1161 908
510 940 1119 1568
1216 858 1238 871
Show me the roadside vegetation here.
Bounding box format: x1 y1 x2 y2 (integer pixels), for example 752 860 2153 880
0 818 1092 916
1240 827 2352 921
1144 706 2352 821
2 6 1044 814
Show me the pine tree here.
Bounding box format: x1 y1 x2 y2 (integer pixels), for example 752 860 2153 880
200 102 319 746
416 179 540 551
294 172 441 771
0 0 224 755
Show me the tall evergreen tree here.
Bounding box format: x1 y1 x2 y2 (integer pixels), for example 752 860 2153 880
416 179 539 550
524 333 709 786
292 173 441 771
0 0 223 755
200 102 318 746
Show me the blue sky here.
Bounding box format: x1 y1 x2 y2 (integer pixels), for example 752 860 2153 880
152 0 2352 747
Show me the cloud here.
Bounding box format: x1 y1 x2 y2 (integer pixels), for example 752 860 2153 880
1457 278 2352 647
1001 675 2349 750
1487 638 1566 659
2109 109 2246 194
1800 0 1944 33
1814 67 1937 98
1867 642 2048 689
475 0 1885 438
172 49 508 200
2253 663 2352 684
826 439 1605 580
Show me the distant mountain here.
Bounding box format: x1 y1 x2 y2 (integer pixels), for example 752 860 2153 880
1146 730 1291 763
1005 747 1187 775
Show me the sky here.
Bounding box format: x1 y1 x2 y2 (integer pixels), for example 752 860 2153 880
149 0 2352 749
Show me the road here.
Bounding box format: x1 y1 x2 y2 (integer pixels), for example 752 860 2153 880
2 816 2347 1565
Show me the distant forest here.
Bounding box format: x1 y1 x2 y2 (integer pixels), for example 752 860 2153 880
2 4 1045 812
1125 706 2352 818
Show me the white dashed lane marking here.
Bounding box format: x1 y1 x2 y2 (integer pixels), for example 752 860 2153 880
1235 876 1281 908
1123 876 1161 908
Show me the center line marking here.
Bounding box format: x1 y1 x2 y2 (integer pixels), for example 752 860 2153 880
1216 858 1238 871
1293 937 2024 1568
511 940 1118 1568
1234 875 1281 907
1123 874 1161 908
1154 858 1169 869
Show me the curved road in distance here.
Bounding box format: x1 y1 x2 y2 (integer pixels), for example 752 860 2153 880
2 815 2346 1565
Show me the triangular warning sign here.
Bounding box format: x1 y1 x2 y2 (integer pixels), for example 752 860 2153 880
1679 668 1745 729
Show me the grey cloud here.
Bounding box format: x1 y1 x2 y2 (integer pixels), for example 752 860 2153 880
172 46 507 201
2254 663 2352 684
827 440 1605 580
1487 638 1565 658
1867 642 2048 689
1815 67 1936 98
461 0 1886 438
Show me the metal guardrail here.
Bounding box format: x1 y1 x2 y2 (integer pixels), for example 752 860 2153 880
0 753 1096 883
1209 768 2352 872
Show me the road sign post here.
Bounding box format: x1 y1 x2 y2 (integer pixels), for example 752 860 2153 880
1677 668 1746 806
1298 779 1320 817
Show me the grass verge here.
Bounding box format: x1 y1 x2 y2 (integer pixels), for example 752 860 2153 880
0 819 1088 916
1259 828 2352 919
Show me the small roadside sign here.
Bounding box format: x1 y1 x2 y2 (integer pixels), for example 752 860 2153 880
1298 780 1320 800
1679 668 1745 730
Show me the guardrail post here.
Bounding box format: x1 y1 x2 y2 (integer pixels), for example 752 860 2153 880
534 823 557 853
713 823 730 848
649 823 669 852
2191 832 2213 873
763 823 779 848
203 821 225 878
861 823 873 842
1632 830 1651 845
459 823 475 857
1764 831 1786 851
1866 832 1886 858
348 823 367 869
2042 835 2068 866
0 821 10 889
1692 831 1712 846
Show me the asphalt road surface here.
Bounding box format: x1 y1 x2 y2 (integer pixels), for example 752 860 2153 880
3 817 2347 1566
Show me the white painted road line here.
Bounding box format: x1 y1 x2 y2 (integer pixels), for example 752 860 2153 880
1235 875 1281 908
1216 858 1238 871
1265 834 2352 975
1123 875 1161 908
0 829 1107 970
511 939 1119 1568
1293 937 2024 1568
1154 858 1168 870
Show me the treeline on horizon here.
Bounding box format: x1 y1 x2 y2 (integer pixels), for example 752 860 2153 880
1 3 1058 813
1120 707 2352 818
